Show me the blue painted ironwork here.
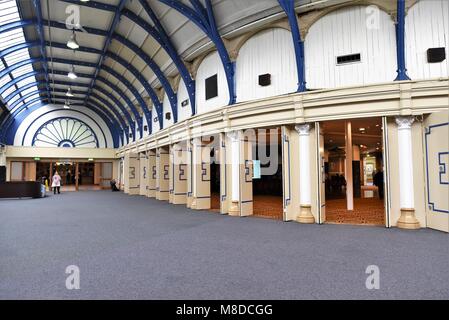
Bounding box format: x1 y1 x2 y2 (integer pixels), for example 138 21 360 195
0 73 128 146
0 19 33 34
41 19 164 127
32 117 99 148
395 0 410 81
158 0 236 104
0 68 135 136
45 41 160 130
31 0 51 101
136 0 196 116
60 0 193 118
0 70 40 96
84 0 128 116
278 0 306 92
1 100 46 144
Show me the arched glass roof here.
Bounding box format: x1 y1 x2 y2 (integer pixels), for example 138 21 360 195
0 0 40 112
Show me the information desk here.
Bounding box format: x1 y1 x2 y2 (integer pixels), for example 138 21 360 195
0 181 45 199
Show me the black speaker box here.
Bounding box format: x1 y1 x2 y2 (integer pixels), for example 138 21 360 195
427 47 446 63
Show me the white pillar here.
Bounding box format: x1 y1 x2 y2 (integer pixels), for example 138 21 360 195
295 124 315 223
395 116 420 229
227 131 240 215
345 121 354 211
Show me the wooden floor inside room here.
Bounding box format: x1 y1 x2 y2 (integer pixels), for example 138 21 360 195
325 198 385 226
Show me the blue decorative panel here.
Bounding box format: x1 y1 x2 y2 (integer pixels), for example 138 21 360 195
32 117 99 148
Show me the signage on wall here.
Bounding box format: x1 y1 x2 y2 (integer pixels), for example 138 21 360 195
34 157 41 161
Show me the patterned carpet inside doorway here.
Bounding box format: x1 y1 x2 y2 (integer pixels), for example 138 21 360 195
210 193 283 220
326 198 385 226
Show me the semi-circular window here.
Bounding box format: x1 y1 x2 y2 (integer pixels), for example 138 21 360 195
32 117 99 148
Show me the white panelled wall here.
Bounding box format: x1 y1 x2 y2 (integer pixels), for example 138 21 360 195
122 1 448 145
405 0 448 80
305 5 397 89
236 28 298 103
195 51 229 115
163 93 174 128
177 80 192 123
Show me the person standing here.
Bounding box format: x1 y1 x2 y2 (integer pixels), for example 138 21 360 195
373 168 384 199
52 171 62 195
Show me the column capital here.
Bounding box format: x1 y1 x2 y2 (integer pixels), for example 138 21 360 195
295 123 311 135
226 130 239 142
395 116 414 129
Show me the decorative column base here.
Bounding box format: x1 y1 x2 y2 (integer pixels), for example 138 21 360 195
228 201 240 216
296 205 315 224
397 208 420 229
190 198 197 210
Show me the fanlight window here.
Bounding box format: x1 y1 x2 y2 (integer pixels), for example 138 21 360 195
32 118 99 148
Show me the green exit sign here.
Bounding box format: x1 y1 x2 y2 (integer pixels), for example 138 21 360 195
34 157 41 161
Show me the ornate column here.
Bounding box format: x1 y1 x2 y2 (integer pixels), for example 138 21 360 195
395 116 420 229
295 124 315 223
227 131 240 216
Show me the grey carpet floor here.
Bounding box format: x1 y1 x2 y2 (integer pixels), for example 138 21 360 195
0 191 448 300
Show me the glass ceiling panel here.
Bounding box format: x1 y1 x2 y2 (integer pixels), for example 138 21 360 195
0 0 41 111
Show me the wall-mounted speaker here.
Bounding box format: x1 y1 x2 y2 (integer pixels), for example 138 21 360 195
427 47 446 63
258 73 271 86
165 112 171 120
181 99 189 107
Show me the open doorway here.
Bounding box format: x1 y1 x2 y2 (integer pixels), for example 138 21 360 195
321 118 386 226
209 136 221 212
252 127 283 220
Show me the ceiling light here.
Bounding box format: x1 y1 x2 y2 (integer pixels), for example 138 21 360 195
67 66 78 79
67 31 80 50
66 87 74 97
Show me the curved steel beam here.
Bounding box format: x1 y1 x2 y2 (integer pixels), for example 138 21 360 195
158 0 236 104
59 0 180 121
278 0 306 92
84 0 127 117
46 41 160 130
31 0 51 101
43 19 168 127
135 0 196 115
1 69 134 136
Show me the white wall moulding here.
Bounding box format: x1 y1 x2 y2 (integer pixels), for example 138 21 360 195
116 79 448 156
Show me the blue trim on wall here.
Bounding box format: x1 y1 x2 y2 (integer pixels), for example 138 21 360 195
424 122 449 214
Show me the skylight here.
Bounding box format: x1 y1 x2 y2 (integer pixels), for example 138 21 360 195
0 0 41 111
